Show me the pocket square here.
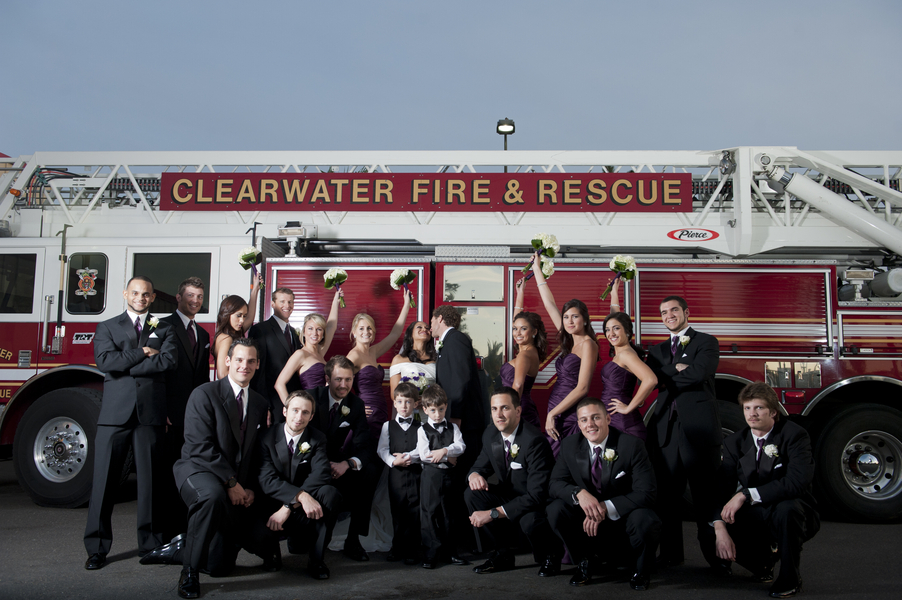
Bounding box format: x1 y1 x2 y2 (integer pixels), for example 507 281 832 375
256 424 261 429
339 421 350 428
204 343 210 349
615 471 626 479
149 332 159 339
774 463 783 469
510 462 523 470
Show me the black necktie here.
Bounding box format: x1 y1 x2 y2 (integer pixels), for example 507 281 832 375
756 438 766 473
188 320 197 354
330 402 338 426
236 389 246 443
504 439 512 468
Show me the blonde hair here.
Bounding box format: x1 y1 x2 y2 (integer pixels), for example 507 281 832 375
350 313 376 343
302 313 327 347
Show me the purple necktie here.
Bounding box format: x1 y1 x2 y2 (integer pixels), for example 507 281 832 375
188 320 198 354
591 446 604 492
284 326 293 351
671 336 680 357
288 438 294 456
504 440 512 468
134 316 142 338
236 389 246 443
330 402 338 426
756 438 766 473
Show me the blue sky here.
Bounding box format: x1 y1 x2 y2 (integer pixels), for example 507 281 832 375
2 0 900 156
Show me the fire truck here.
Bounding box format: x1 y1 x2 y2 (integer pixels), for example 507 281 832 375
1 148 901 522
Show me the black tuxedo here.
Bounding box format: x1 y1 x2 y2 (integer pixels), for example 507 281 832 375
547 428 661 576
253 424 340 564
174 377 268 574
714 420 819 588
249 316 302 421
380 419 422 559
435 328 485 434
645 326 721 563
464 420 560 563
160 312 211 537
84 312 177 557
306 386 379 539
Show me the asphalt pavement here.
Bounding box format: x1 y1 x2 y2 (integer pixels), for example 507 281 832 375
0 457 898 600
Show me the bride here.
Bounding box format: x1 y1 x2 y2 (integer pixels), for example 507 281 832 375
389 320 437 398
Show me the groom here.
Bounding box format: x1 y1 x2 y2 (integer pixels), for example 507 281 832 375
645 295 723 570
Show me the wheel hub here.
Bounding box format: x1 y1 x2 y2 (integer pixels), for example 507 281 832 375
842 430 902 499
33 418 89 483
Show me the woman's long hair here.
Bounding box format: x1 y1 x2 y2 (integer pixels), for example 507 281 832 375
513 311 548 361
214 295 247 342
602 311 645 358
399 321 437 363
559 298 598 356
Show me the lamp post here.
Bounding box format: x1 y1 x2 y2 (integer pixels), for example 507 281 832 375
496 118 515 173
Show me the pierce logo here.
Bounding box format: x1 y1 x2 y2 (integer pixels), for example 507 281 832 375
667 228 720 242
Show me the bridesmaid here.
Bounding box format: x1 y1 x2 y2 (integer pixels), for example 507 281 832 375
531 252 599 456
347 288 412 442
274 289 343 404
389 320 437 399
212 275 263 379
500 277 546 428
601 278 657 440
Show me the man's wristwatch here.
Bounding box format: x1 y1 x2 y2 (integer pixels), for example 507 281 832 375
572 487 581 506
741 488 752 501
489 508 500 520
226 476 238 489
283 503 293 511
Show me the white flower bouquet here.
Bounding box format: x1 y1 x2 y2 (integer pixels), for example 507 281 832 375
239 246 261 271
601 254 637 301
390 268 417 308
522 232 560 278
400 371 429 392
324 268 348 308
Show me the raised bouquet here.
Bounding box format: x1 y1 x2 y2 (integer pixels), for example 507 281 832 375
600 254 637 300
239 246 261 271
523 232 560 280
390 268 417 308
323 268 348 308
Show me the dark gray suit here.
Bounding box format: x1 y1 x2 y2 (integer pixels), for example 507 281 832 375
249 316 302 422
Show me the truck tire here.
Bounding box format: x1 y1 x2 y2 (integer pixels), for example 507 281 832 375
718 399 745 437
815 404 902 522
13 388 101 508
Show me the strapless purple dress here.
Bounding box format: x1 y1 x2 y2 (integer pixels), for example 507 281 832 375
355 365 389 443
547 353 582 457
298 362 326 390
601 361 646 440
500 361 539 428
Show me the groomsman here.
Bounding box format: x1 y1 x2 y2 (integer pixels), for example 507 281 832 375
466 387 561 577
713 383 819 598
645 295 722 569
84 276 177 570
160 276 210 538
547 398 660 590
305 355 380 562
249 287 301 422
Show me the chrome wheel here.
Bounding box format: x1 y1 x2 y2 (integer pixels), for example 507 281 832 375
33 417 90 483
841 429 902 500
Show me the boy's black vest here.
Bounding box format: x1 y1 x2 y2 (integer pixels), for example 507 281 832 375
421 421 454 469
388 419 422 473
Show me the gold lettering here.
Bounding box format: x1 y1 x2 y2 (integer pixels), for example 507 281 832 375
538 180 558 204
172 179 192 203
472 180 490 204
0 348 11 360
310 180 331 203
332 179 348 203
434 181 441 204
282 179 309 203
259 180 278 204
586 179 607 204
236 179 256 204
564 180 581 204
196 179 213 203
637 180 658 205
352 179 370 203
412 180 429 204
215 179 233 203
0 388 10 398
611 179 633 205
447 180 465 204
375 180 393 203
663 179 681 204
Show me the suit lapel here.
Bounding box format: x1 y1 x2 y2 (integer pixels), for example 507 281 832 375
757 428 780 479
275 423 291 479
120 312 139 348
171 316 196 367
739 431 758 485
242 396 264 456
492 435 508 481
600 429 620 491
221 378 242 445
138 313 154 346
574 436 592 491
292 428 311 482
270 317 291 355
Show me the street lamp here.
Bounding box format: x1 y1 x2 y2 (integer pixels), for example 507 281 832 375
496 118 515 172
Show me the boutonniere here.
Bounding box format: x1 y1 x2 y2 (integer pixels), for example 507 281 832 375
679 335 690 347
296 441 311 455
341 405 350 416
603 448 618 462
435 339 443 352
510 443 520 459
764 444 779 458
147 316 160 330
293 327 302 338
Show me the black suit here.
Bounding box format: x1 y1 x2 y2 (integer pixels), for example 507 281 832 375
465 420 560 563
253 424 340 564
249 316 302 422
306 386 380 539
547 429 661 576
173 377 268 574
645 327 721 563
84 312 177 557
714 420 819 588
160 312 210 537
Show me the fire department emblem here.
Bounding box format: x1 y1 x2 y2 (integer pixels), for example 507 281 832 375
75 269 98 296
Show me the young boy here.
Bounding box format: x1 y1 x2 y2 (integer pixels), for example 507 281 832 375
416 385 467 569
377 382 423 565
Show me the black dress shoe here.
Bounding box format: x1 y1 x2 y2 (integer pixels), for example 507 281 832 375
307 561 330 580
770 579 802 598
570 559 592 586
473 557 514 574
343 541 370 562
630 573 651 591
421 559 436 569
261 548 282 572
538 558 561 577
140 535 185 565
85 554 106 570
449 555 469 566
752 564 775 583
177 568 200 599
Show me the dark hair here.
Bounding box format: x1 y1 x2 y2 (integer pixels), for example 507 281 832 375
512 311 548 361
432 305 461 329
126 275 154 289
602 312 645 359
559 299 598 356
661 295 688 311
272 287 295 302
215 295 248 340
227 336 258 358
393 382 420 401
738 382 781 421
177 276 205 296
285 390 316 412
492 386 520 408
421 384 448 408
399 321 437 363
325 355 355 378
576 396 604 412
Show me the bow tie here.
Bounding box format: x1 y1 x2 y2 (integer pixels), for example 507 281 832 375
433 420 447 429
399 417 413 425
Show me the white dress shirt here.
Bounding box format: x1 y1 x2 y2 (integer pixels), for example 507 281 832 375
416 417 465 469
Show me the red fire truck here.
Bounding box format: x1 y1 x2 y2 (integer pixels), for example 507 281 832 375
1 148 901 522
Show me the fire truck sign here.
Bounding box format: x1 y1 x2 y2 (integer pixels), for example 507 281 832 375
159 173 692 212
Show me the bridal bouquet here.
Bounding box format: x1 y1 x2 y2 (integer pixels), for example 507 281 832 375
323 268 348 308
400 371 429 392
522 232 560 280
238 246 261 271
390 268 417 308
525 255 555 281
600 254 637 300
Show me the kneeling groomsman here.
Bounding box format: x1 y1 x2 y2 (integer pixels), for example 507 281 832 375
713 382 819 598
547 397 660 590
466 387 561 576
253 390 339 580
